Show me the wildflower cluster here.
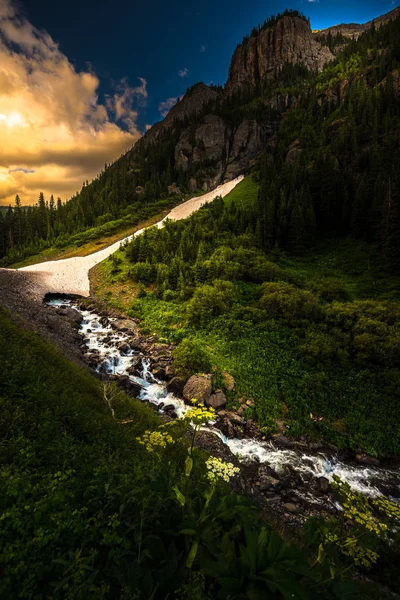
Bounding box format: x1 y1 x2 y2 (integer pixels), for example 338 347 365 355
331 476 387 534
373 496 400 520
206 456 240 483
323 532 379 568
339 537 379 568
184 400 215 425
136 429 174 452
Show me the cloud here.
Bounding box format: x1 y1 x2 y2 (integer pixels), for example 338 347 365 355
158 96 180 117
0 0 144 205
200 45 206 52
105 76 147 133
178 67 188 77
306 0 319 3
9 167 35 174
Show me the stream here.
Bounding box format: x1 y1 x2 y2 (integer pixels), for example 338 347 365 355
47 297 400 509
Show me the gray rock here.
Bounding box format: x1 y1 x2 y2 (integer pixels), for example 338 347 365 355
283 502 300 514
183 375 212 405
118 343 131 355
167 376 186 396
317 477 330 493
56 307 83 325
273 435 293 449
206 390 227 410
356 454 380 467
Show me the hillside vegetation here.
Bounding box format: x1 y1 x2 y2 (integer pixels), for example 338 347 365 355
94 176 400 457
0 307 373 599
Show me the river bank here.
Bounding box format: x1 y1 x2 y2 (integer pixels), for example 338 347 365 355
45 294 400 539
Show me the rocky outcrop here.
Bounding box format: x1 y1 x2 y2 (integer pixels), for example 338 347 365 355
226 15 333 95
174 115 228 174
183 375 212 405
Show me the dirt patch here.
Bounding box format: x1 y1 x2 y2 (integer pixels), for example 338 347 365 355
0 268 83 363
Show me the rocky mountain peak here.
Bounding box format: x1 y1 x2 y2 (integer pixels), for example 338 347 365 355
313 6 400 41
225 14 333 95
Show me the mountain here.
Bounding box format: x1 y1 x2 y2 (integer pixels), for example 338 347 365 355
1 7 399 268
313 6 400 41
226 12 333 95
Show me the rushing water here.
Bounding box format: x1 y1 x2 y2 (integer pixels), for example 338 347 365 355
47 297 400 506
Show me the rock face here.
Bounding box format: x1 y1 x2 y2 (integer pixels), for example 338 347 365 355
183 375 212 405
226 16 333 96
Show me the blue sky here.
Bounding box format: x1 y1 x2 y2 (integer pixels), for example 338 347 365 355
0 0 397 205
22 0 398 130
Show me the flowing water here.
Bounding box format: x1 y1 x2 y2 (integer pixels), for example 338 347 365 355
47 297 400 507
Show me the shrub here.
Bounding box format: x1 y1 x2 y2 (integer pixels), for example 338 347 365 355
172 338 212 376
186 280 235 325
259 281 322 322
311 278 352 303
129 261 156 284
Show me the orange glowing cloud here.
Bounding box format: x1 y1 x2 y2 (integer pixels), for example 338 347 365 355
0 0 145 205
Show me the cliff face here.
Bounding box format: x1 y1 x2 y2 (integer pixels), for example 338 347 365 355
127 8 397 192
226 16 333 95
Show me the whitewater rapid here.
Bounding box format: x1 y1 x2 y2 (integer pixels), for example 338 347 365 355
48 298 400 508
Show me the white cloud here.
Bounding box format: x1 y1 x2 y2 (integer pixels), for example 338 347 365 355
0 0 144 205
178 67 188 77
158 96 180 117
106 76 147 132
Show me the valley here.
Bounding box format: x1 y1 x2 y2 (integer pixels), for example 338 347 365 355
1 3 400 598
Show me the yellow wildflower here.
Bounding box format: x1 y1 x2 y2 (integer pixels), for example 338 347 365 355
206 456 240 483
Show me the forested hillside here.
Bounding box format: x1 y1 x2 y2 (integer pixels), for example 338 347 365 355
2 9 399 270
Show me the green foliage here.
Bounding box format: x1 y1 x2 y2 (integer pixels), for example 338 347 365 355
304 476 400 585
186 280 235 325
172 338 212 376
259 282 322 322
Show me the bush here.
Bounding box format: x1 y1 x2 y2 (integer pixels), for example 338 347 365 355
186 280 235 325
129 261 156 284
172 338 212 376
311 278 352 303
259 281 323 322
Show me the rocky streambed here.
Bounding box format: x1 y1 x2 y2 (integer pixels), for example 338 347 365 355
47 296 400 529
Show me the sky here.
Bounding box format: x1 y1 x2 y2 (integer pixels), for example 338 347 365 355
0 0 398 205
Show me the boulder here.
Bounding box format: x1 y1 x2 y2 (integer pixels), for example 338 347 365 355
317 477 330 494
283 502 300 514
273 435 294 449
222 371 235 392
118 343 131 355
356 454 380 467
183 375 212 405
152 367 168 381
56 307 83 325
206 390 227 410
167 377 186 396
117 376 142 397
112 319 139 335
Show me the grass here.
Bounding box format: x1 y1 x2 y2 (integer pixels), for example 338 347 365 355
10 210 170 269
279 237 400 302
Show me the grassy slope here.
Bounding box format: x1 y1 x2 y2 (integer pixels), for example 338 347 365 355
10 188 210 269
0 307 162 597
10 209 170 269
91 177 400 457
